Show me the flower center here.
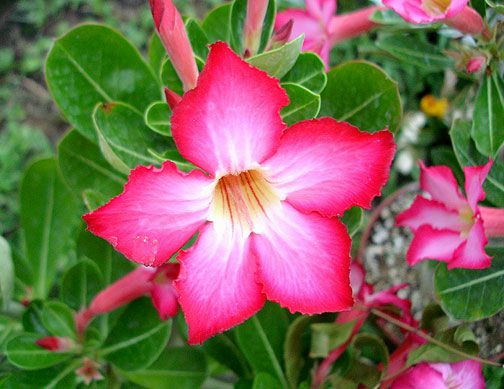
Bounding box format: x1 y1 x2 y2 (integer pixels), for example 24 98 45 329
459 206 474 237
423 0 451 16
209 170 280 234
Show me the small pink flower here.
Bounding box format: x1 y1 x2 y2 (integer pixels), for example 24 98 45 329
466 55 486 73
35 336 74 352
243 0 269 55
149 0 198 91
383 0 485 35
76 358 104 385
84 42 395 344
275 1 378 68
397 161 493 269
391 360 485 389
76 263 179 334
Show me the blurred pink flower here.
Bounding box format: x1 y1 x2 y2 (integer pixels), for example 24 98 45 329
466 55 486 73
397 161 493 269
84 42 395 344
35 336 74 352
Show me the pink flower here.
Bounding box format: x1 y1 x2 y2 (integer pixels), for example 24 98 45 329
391 360 485 389
35 336 74 352
275 1 378 68
149 0 198 91
84 42 395 344
466 55 486 73
397 161 493 269
243 0 269 55
76 358 104 385
383 0 485 35
76 264 179 334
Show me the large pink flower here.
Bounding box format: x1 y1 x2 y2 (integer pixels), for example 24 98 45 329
84 42 395 344
391 360 485 389
383 0 468 24
397 161 493 269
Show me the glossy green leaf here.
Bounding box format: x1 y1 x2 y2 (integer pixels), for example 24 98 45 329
202 4 232 43
0 315 20 351
253 373 282 389
6 333 72 370
185 18 209 60
435 247 504 321
376 35 452 72
57 129 125 200
121 347 207 389
93 102 168 174
450 120 504 207
22 301 49 336
144 101 172 136
147 33 165 78
420 304 449 335
46 24 160 141
41 301 76 338
20 158 81 299
202 334 252 378
160 56 204 96
235 303 289 387
100 298 171 371
341 207 363 237
320 61 401 133
248 35 303 79
0 236 14 309
407 326 479 365
60 259 104 311
82 189 109 211
471 71 504 157
282 52 327 94
309 321 355 358
3 362 79 389
281 83 320 126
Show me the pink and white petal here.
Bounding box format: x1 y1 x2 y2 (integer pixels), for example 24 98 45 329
83 161 214 267
383 0 434 24
463 160 493 212
449 219 491 269
431 360 485 389
251 202 353 314
262 119 395 217
171 41 289 177
176 224 265 344
305 0 337 24
419 162 468 211
391 363 446 389
406 225 464 266
275 9 325 48
446 0 471 18
396 196 464 232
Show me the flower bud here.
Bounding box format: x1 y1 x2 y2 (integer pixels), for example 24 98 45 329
36 336 74 352
466 55 486 73
243 0 269 56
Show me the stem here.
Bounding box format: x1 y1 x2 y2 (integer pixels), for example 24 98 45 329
370 308 502 367
356 182 419 264
311 338 353 389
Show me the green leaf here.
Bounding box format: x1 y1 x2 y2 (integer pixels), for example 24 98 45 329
309 321 355 358
4 362 79 389
431 146 464 184
320 61 402 134
57 129 125 200
22 301 49 336
82 190 109 211
341 207 363 237
6 333 72 370
253 373 282 389
121 347 207 389
92 102 168 174
258 0 276 53
144 101 172 136
248 35 303 79
202 333 252 378
0 236 14 309
185 18 209 60
420 303 449 335
41 301 76 338
281 83 320 126
0 315 20 351
60 259 104 311
147 33 165 78
435 247 504 321
407 325 479 365
235 303 289 387
100 298 171 371
20 158 81 299
282 52 327 94
450 120 504 207
376 35 453 72
160 55 205 96
202 3 232 43
46 24 160 141
471 72 504 158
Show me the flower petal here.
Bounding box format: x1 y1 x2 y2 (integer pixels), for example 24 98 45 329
150 264 180 320
275 9 324 46
262 119 395 217
406 225 464 266
306 0 337 24
431 360 485 389
449 219 491 269
83 161 214 267
396 196 464 232
176 224 265 344
419 162 467 211
391 363 446 389
171 41 289 177
251 202 353 314
463 160 492 212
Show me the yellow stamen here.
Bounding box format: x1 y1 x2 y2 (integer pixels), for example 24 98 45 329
420 95 448 118
423 0 451 16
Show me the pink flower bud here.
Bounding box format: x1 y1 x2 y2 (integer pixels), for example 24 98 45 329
466 55 486 73
243 0 269 56
149 0 198 91
164 87 182 109
36 336 73 352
